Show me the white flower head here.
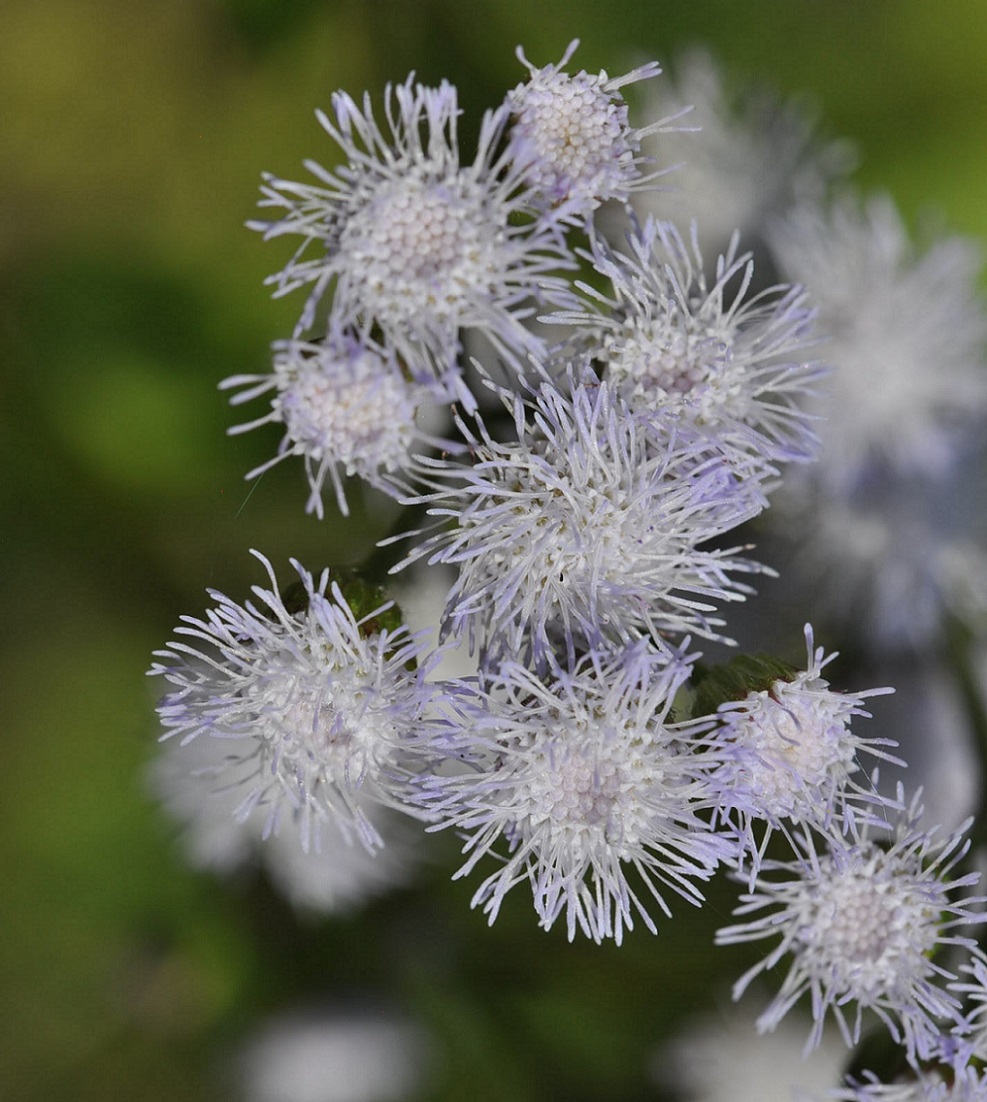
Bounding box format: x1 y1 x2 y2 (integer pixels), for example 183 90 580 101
776 466 987 653
148 551 438 854
506 39 673 217
707 624 897 871
236 1005 432 1102
250 76 576 378
549 218 824 466
221 332 457 519
397 372 771 668
628 48 852 255
417 642 732 944
769 193 987 491
657 1002 845 1102
717 793 986 1062
150 728 418 914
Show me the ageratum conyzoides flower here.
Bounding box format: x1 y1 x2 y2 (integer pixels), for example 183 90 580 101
148 551 441 854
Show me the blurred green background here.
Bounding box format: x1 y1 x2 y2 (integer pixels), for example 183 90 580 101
2 1 985 1099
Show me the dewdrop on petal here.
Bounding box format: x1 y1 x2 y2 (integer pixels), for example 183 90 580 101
148 552 439 855
506 39 674 217
221 332 456 518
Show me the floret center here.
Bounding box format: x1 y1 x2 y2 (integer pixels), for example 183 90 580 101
608 321 730 406
799 856 938 993
511 71 631 202
276 350 415 470
341 173 494 324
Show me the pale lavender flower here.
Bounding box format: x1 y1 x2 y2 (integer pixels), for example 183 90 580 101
220 332 458 519
949 953 987 1063
148 551 438 854
548 218 823 466
769 193 987 492
707 624 897 874
416 641 731 944
717 793 985 1062
397 372 771 668
505 38 676 218
763 194 987 651
627 49 852 256
831 1065 987 1102
774 464 987 652
250 76 575 378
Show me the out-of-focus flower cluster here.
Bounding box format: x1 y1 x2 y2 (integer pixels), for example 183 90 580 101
147 40 987 1101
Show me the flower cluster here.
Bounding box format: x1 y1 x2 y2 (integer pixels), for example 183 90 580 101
148 38 987 1101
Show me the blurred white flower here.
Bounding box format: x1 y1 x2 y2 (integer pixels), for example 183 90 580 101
769 194 987 491
856 654 983 835
770 458 987 652
236 1006 432 1102
655 1002 844 1102
628 49 850 257
392 562 478 683
150 723 419 914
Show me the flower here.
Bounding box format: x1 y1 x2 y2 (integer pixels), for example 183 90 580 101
762 194 987 653
771 463 987 653
415 641 731 944
716 793 985 1061
655 1002 845 1102
831 1065 987 1102
505 38 673 217
626 49 851 255
949 952 987 1063
148 551 438 854
397 372 771 668
250 75 576 379
235 1004 433 1102
149 727 418 914
705 624 897 872
548 217 823 466
768 193 987 492
220 331 458 519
